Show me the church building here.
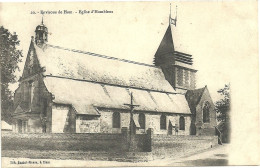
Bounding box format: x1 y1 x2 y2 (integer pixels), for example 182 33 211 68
12 16 216 136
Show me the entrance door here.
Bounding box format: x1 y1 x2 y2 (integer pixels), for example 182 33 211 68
18 120 22 133
168 122 173 135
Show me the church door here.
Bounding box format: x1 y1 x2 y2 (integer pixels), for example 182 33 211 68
168 122 173 135
18 120 22 133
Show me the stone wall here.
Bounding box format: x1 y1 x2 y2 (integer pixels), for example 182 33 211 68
195 87 217 136
76 115 100 133
98 109 191 135
2 131 128 152
12 74 53 133
52 104 70 133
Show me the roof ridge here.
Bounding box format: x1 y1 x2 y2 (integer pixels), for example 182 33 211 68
46 44 157 68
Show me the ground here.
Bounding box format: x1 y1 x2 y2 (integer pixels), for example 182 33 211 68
2 144 229 167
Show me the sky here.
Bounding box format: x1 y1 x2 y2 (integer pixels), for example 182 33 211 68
0 1 258 102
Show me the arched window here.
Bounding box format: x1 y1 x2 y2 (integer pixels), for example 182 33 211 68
203 101 210 123
139 113 145 129
179 116 185 130
112 112 120 128
160 114 166 130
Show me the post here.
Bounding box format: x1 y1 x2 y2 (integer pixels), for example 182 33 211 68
121 127 129 151
123 92 140 152
146 128 154 152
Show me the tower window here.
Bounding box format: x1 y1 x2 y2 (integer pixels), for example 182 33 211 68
160 114 166 130
138 113 145 129
177 68 183 86
203 101 210 123
112 112 120 128
185 70 189 87
179 116 185 130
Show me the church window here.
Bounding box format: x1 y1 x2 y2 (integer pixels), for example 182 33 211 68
139 113 145 129
160 114 166 130
179 116 185 130
203 101 210 123
112 112 120 128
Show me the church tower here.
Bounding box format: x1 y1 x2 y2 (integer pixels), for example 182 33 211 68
35 17 48 47
154 5 197 93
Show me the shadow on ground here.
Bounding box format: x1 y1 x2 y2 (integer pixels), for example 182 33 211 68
175 158 228 166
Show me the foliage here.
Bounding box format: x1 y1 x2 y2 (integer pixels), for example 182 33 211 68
0 26 23 123
215 84 230 122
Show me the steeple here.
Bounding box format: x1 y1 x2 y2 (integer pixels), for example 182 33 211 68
35 16 48 47
153 25 175 66
154 3 178 66
154 4 197 91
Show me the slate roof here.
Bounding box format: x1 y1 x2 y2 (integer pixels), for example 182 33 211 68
185 86 206 111
31 40 192 115
153 25 194 68
154 25 175 57
44 76 191 115
35 44 175 93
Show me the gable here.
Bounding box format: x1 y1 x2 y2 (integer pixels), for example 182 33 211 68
197 87 215 108
14 105 24 113
185 87 206 112
22 40 42 79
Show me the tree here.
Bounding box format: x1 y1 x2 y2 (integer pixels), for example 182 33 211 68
0 26 23 123
215 84 230 122
215 84 230 143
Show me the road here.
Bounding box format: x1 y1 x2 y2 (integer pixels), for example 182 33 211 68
165 144 229 166
2 144 229 167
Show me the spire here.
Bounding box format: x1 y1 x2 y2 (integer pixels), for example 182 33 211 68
169 3 177 27
153 25 174 66
41 16 44 25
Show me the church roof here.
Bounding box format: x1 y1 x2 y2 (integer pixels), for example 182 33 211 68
155 25 175 57
44 76 191 115
35 43 175 93
185 86 206 110
153 25 194 68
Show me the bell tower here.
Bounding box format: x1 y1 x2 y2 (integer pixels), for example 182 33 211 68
154 4 197 92
35 17 48 47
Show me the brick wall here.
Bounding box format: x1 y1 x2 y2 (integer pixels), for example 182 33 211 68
2 128 219 159
2 131 128 152
151 134 218 158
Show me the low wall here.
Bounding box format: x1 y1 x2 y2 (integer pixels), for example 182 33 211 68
151 134 218 158
2 128 219 160
2 131 128 152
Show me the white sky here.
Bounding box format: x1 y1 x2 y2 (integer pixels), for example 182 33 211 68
0 1 258 102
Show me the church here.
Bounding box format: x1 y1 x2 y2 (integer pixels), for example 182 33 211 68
11 16 217 136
